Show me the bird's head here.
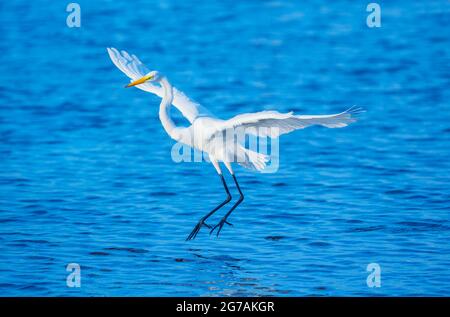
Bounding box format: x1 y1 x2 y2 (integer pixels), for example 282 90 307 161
125 71 161 88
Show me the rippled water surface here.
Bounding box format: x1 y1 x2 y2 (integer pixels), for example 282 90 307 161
1 1 449 296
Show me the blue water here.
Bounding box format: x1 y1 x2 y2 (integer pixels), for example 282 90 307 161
1 0 449 296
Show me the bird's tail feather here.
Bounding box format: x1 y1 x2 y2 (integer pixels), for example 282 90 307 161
237 146 269 172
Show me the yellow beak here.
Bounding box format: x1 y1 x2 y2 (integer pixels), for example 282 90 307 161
125 74 153 88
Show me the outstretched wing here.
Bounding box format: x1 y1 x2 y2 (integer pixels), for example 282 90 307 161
216 106 364 138
107 47 212 123
203 106 362 171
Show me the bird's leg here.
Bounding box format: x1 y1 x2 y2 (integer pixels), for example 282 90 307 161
210 174 244 237
186 174 232 241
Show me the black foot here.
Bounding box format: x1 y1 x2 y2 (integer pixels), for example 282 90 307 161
186 219 211 241
210 218 233 237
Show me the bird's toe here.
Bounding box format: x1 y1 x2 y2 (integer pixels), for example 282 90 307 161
186 219 212 241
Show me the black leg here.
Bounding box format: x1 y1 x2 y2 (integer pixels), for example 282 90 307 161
186 174 232 241
210 174 244 237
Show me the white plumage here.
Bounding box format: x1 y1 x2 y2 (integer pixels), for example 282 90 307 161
107 47 212 123
107 47 363 239
107 47 363 172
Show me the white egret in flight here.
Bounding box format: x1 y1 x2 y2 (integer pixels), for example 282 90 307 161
107 47 363 240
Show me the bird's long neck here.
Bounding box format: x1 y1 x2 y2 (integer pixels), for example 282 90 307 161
158 76 179 140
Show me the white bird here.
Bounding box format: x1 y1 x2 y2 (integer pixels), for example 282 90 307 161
107 47 363 240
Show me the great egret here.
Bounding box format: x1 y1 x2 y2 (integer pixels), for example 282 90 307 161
107 47 363 240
